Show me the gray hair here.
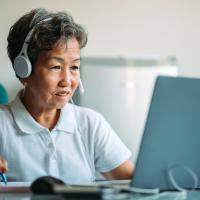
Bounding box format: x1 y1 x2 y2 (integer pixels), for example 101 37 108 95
7 8 88 72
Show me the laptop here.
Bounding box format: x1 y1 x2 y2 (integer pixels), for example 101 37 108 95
132 75 200 191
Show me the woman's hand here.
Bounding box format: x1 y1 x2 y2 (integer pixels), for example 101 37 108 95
0 157 8 172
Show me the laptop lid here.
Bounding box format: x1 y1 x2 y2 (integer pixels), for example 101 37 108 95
132 76 200 191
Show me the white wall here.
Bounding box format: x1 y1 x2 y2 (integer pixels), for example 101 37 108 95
1 0 200 99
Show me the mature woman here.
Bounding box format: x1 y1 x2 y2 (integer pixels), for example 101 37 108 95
0 8 133 183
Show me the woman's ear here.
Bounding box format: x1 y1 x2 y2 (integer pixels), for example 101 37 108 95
20 79 28 87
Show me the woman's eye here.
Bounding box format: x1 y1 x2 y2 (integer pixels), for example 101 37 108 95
70 65 79 71
51 65 61 70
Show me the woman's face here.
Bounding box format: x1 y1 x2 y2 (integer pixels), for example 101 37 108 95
24 38 81 110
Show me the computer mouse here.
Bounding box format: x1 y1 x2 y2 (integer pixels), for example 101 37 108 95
31 176 65 194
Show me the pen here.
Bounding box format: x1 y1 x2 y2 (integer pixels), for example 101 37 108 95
0 172 7 184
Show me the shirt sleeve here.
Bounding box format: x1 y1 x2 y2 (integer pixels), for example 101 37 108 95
94 114 132 172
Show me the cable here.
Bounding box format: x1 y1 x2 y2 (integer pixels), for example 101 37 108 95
168 164 198 191
122 187 159 194
133 191 187 200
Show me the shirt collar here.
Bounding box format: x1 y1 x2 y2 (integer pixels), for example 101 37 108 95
10 91 77 134
10 91 44 134
55 103 77 134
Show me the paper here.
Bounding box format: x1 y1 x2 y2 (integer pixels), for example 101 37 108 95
0 182 31 193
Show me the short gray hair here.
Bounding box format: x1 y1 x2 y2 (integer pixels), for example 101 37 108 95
7 8 88 72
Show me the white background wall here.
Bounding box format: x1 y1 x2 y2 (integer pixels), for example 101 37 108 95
1 0 200 99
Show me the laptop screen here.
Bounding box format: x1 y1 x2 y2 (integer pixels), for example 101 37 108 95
132 76 200 191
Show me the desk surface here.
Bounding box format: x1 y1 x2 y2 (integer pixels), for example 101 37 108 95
1 191 200 200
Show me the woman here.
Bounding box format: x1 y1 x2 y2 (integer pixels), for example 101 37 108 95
0 8 133 183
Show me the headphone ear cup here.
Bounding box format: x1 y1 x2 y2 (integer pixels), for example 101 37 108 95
13 55 32 78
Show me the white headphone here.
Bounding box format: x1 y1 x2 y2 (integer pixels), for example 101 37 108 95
13 18 52 78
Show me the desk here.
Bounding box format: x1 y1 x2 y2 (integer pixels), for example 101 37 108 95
1 191 200 200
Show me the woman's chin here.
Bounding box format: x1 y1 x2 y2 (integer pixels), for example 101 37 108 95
55 100 69 109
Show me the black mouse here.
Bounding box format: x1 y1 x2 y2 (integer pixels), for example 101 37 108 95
31 176 65 194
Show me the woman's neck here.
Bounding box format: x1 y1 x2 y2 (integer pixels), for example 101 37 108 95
21 91 60 131
34 109 60 131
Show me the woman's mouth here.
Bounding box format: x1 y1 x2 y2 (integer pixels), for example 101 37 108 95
54 90 71 100
56 91 68 96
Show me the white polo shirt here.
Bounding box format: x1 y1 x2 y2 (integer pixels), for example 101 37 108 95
0 92 131 183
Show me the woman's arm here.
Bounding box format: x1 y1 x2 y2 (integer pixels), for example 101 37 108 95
101 160 134 180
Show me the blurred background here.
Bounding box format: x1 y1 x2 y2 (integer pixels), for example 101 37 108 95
1 0 200 161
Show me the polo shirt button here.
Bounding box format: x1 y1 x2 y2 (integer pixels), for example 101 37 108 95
52 157 57 161
48 143 54 149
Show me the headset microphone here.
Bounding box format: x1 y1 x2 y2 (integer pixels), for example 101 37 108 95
79 79 85 94
13 18 52 78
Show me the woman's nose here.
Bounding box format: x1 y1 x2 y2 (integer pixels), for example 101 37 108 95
59 70 72 87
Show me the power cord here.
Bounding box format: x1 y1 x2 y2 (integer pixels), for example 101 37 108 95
168 164 198 191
